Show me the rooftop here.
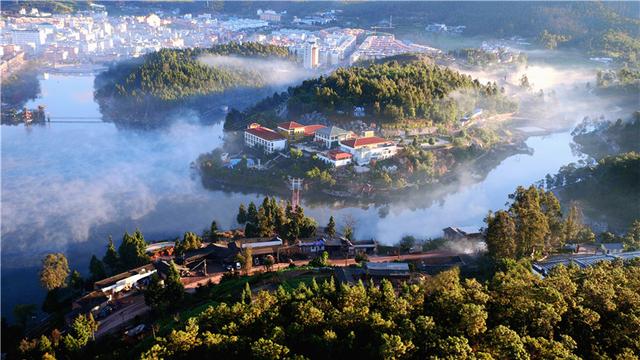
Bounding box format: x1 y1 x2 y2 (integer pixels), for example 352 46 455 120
303 124 326 136
326 149 352 160
93 263 156 289
365 262 409 271
316 125 350 138
246 125 286 141
533 250 640 276
340 136 390 148
277 121 304 130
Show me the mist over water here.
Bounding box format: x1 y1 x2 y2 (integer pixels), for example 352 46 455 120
1 47 634 319
198 54 316 86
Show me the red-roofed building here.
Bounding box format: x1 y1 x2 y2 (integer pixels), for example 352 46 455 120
277 121 326 140
340 136 389 149
302 124 326 136
245 123 287 153
277 121 305 138
317 149 353 167
339 136 397 165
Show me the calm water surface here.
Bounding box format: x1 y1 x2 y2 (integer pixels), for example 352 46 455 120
1 74 580 318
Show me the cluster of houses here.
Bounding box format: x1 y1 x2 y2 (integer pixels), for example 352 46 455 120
533 250 640 277
69 233 378 324
180 235 378 269
243 121 398 167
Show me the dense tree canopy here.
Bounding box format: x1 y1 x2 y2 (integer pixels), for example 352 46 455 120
95 43 291 102
39 253 69 291
238 197 317 241
118 229 150 269
485 186 581 260
175 232 203 256
547 152 640 231
286 59 516 123
129 260 640 360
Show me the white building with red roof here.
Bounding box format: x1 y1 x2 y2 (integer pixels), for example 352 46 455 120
277 121 326 140
244 123 287 153
339 136 397 165
317 149 353 167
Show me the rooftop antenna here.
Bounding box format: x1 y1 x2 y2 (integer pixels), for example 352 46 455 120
288 177 303 209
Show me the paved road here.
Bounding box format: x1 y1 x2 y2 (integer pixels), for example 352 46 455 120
95 294 150 338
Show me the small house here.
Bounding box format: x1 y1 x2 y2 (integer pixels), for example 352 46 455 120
600 242 624 254
298 238 326 255
351 239 377 255
317 149 353 167
364 262 410 278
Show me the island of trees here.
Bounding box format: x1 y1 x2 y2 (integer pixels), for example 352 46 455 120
227 56 516 130
93 42 292 127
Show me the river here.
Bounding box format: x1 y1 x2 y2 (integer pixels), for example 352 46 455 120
1 73 582 320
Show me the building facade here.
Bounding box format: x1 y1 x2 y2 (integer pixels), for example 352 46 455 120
317 149 353 167
244 123 287 153
339 136 397 165
314 126 354 148
303 40 319 69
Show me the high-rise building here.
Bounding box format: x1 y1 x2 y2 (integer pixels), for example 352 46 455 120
303 40 319 69
11 29 47 49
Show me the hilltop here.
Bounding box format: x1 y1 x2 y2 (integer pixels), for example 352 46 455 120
93 42 292 127
225 57 516 130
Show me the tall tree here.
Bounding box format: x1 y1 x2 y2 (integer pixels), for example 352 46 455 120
623 219 640 250
164 261 184 308
118 230 149 269
69 270 84 290
247 202 259 225
103 236 120 273
242 247 253 275
564 203 583 244
283 203 300 241
144 274 166 312
326 216 336 238
237 204 248 224
63 314 98 352
175 232 202 256
485 210 517 260
257 207 274 237
540 190 564 249
208 220 219 242
273 200 287 236
89 255 106 281
508 186 550 258
39 253 69 291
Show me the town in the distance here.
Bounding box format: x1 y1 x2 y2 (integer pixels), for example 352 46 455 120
1 1 639 359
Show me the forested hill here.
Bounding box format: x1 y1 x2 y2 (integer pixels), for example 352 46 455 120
547 152 640 231
95 43 291 102
288 59 516 123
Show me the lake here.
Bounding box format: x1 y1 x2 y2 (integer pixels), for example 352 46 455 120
1 73 581 320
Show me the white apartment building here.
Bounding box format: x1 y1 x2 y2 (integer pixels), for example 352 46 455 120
11 29 47 49
303 39 319 69
258 10 282 22
244 123 287 153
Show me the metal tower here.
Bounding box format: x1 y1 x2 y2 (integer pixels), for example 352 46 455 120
288 177 303 209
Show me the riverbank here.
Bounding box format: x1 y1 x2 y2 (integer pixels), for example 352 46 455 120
196 123 537 206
